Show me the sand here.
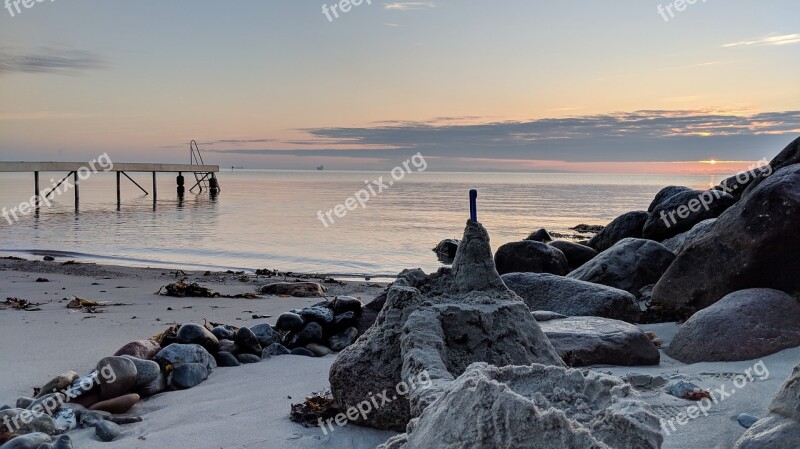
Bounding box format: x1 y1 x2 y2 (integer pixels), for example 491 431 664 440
1 256 797 449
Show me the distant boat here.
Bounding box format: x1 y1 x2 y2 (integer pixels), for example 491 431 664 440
316 165 324 171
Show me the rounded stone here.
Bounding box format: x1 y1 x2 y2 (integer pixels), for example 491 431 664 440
170 363 208 389
275 313 304 332
667 288 800 363
332 296 363 315
95 357 138 399
95 420 122 442
136 372 166 398
214 351 241 367
295 322 324 346
210 325 235 341
89 393 140 414
249 323 276 348
234 327 262 356
306 343 333 357
290 347 316 357
262 343 290 358
113 340 161 360
235 353 261 364
36 371 79 399
0 433 51 448
176 323 220 353
329 327 359 352
154 344 216 371
120 356 161 388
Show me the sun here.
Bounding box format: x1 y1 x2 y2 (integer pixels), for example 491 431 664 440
709 159 717 165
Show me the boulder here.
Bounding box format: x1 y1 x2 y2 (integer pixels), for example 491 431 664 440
643 189 736 241
538 316 660 366
502 272 640 322
568 238 676 297
249 323 276 348
723 136 800 200
330 220 563 431
170 363 209 389
653 164 800 310
379 363 663 449
0 433 52 449
666 289 800 363
275 313 304 332
95 357 137 400
332 296 362 315
89 394 139 414
233 327 261 356
660 218 716 254
734 361 800 449
548 240 597 270
493 240 569 276
35 372 79 399
648 186 692 212
587 211 649 252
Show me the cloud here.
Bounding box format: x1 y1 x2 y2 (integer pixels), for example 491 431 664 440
384 2 435 11
0 47 106 75
207 110 800 163
723 33 800 47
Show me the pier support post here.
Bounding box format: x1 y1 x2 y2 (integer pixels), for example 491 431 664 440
152 172 157 206
34 171 40 208
73 171 79 210
116 171 121 209
177 172 185 197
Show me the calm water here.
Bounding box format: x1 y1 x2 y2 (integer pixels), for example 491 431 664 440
0 170 723 277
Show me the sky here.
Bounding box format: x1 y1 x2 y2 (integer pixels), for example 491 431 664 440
0 0 799 173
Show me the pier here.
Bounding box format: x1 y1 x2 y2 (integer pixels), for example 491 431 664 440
0 161 220 210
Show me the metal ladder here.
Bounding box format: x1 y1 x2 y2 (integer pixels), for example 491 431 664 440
189 140 219 193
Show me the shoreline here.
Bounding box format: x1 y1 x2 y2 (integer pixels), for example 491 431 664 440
1 256 799 449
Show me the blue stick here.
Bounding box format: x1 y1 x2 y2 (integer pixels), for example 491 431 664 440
469 189 478 222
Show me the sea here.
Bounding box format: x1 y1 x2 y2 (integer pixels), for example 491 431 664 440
0 169 724 278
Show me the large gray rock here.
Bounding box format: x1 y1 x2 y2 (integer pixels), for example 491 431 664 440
661 218 716 254
154 344 216 371
734 361 800 449
643 189 736 241
539 316 660 366
329 220 563 431
568 238 676 297
379 363 663 449
493 240 569 276
548 240 597 270
0 433 52 448
666 289 800 363
653 164 800 311
723 136 800 200
502 272 640 322
587 211 649 252
648 186 692 212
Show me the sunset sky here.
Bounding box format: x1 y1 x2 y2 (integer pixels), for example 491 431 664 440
1 0 798 173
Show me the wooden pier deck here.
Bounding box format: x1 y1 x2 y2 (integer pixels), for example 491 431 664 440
0 161 220 209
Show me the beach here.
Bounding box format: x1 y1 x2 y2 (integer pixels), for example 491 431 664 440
1 255 798 449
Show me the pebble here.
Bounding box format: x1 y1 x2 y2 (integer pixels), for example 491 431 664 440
170 363 208 390
217 339 237 354
95 420 122 442
120 356 161 388
294 322 324 346
78 410 110 428
306 343 333 357
113 340 161 360
234 327 262 356
214 351 241 367
211 325 236 341
89 393 140 414
0 432 51 448
275 313 305 332
290 347 316 357
43 255 55 261
155 344 216 371
236 354 262 364
262 343 291 358
96 357 138 399
176 323 220 353
737 413 760 428
136 371 167 397
249 323 276 348
52 407 77 433
332 296 363 315
329 327 359 351
292 307 334 326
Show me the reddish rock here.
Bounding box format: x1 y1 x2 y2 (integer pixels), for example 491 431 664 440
89 393 140 414
114 340 161 360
